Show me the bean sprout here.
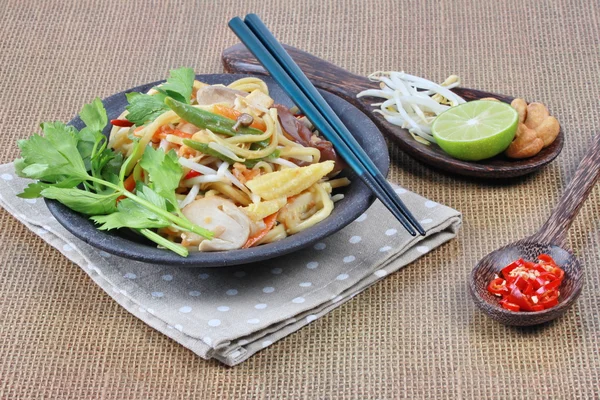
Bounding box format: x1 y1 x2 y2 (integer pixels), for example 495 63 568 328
357 72 465 145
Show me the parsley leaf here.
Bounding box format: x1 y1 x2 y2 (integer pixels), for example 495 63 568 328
79 98 108 132
91 185 170 230
40 187 119 215
17 122 88 181
139 147 182 211
153 67 195 104
124 92 170 126
124 67 195 126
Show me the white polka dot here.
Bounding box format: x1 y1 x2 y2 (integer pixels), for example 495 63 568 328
147 308 155 314
336 273 349 281
247 318 260 324
292 297 305 304
151 291 164 298
262 286 275 293
262 340 273 348
166 325 174 329
234 271 246 278
174 324 183 332
254 303 267 309
199 273 209 279
208 319 221 327
420 218 433 224
395 187 407 194
230 350 241 358
343 255 355 263
238 339 249 346
189 290 201 297
332 295 344 303
355 213 367 222
36 228 48 235
271 267 282 275
162 274 173 281
111 287 120 293
425 200 438 208
138 307 146 313
385 228 397 236
123 272 136 279
306 315 317 323
299 282 312 287
314 242 326 250
179 306 192 313
119 289 127 295
379 246 392 252
306 261 319 269
99 251 111 258
1 173 13 181
226 289 238 296
62 244 73 252
217 306 230 312
203 337 213 345
416 245 430 254
349 236 362 244
374 270 388 277
24 198 37 204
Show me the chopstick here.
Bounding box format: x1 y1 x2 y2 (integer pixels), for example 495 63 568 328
228 16 425 236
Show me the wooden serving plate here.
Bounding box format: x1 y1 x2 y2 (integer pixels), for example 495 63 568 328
222 43 564 179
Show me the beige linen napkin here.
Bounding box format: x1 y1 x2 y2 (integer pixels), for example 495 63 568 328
0 162 461 366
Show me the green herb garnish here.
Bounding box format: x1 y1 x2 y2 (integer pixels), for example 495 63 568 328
15 97 213 257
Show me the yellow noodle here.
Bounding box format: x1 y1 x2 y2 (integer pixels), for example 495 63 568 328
257 224 287 245
202 182 251 206
227 77 269 94
284 184 334 234
278 146 321 163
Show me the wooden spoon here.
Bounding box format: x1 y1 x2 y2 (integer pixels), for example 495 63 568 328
469 133 600 326
222 43 564 179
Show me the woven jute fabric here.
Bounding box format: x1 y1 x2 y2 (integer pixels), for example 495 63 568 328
0 0 598 398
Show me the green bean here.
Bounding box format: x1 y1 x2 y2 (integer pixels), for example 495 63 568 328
165 97 264 137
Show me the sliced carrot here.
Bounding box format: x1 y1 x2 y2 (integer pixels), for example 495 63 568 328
123 173 137 192
242 212 278 249
117 173 140 203
154 126 194 141
211 105 267 132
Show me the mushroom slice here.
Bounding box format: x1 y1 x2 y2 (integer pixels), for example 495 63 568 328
196 86 248 107
181 197 251 251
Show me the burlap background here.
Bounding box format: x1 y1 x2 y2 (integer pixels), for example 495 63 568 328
1 0 598 398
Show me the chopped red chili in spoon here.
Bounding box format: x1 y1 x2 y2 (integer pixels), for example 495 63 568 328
487 254 564 312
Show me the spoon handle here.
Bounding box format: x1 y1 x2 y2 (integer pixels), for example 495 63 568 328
530 133 600 246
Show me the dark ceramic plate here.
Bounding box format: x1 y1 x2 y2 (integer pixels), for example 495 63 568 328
45 74 389 267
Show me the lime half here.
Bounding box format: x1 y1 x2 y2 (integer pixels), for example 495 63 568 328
431 100 518 161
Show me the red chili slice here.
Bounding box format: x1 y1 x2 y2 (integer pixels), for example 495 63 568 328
501 259 524 277
500 299 520 312
488 255 564 312
184 170 201 180
110 119 134 127
487 278 508 296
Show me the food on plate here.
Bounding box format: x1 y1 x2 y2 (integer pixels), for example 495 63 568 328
487 255 564 312
14 68 348 256
357 72 465 145
359 71 561 161
430 100 518 161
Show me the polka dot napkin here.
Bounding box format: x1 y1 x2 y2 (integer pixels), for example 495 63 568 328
0 163 461 366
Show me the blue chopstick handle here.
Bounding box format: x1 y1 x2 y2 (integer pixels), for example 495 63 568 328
244 14 425 236
228 17 417 236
